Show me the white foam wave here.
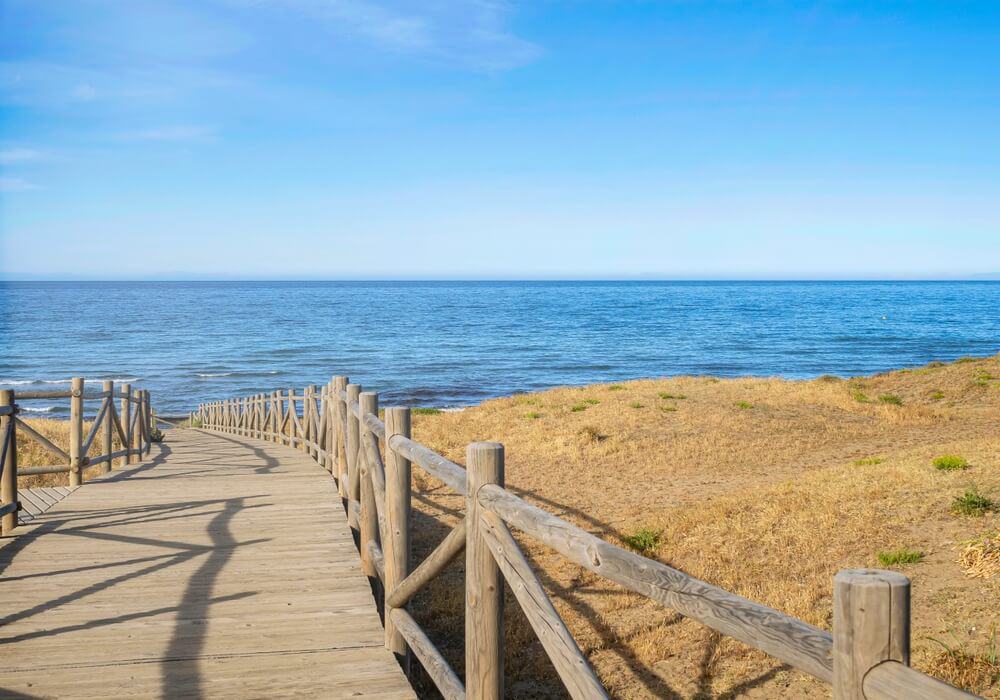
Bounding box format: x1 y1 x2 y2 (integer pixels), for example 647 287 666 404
0 379 37 386
22 406 57 413
196 372 233 378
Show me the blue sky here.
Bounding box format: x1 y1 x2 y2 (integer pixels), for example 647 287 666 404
2 1 999 279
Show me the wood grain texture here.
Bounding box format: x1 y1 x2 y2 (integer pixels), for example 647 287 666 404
478 483 835 683
384 406 412 664
386 518 465 610
864 660 980 699
390 607 466 700
0 428 415 699
387 434 467 495
466 442 504 700
833 569 909 699
0 390 16 534
479 510 607 700
69 377 84 486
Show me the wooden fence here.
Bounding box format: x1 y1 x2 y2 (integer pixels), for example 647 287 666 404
0 378 154 535
199 379 978 700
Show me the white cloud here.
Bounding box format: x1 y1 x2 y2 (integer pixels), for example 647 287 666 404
118 125 218 142
0 177 41 192
229 0 542 71
0 148 46 163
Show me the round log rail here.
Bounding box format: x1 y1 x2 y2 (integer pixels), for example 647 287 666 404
197 377 983 700
1 377 155 535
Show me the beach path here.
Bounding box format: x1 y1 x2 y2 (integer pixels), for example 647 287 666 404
0 429 415 699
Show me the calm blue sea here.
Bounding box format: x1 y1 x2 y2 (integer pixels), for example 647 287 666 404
1 281 997 416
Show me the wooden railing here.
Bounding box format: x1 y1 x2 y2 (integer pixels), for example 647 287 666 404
197 378 979 700
0 378 155 535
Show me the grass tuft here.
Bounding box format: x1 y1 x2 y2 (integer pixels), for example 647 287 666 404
952 488 996 516
877 547 924 566
412 407 442 415
878 393 903 405
607 384 624 391
660 405 677 412
658 392 686 400
525 411 542 420
854 456 885 466
621 528 661 554
579 425 606 443
929 389 945 400
582 398 600 405
934 455 970 471
570 404 588 412
817 374 841 382
734 401 753 410
628 402 645 409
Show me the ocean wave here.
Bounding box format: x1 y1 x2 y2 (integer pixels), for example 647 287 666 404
195 371 281 378
196 372 233 378
0 379 38 386
21 406 57 413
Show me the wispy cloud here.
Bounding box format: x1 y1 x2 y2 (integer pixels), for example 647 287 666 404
117 125 219 143
0 177 41 192
230 0 542 71
0 148 47 164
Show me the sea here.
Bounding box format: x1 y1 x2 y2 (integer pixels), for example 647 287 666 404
1 281 997 417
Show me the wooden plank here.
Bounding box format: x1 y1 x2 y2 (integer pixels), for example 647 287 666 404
864 661 979 699
387 434 466 495
0 429 416 699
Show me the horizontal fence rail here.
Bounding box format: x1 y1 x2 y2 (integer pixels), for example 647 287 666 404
1 378 156 534
197 379 980 700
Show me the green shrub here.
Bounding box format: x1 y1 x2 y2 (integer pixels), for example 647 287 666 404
607 384 624 391
933 455 970 471
570 404 588 412
951 488 996 516
976 372 995 381
852 390 870 403
956 356 980 363
150 428 164 443
412 407 442 415
583 398 600 405
734 401 753 409
878 394 903 406
621 528 661 554
877 548 924 566
629 402 645 409
525 411 542 420
817 374 841 382
929 390 945 400
658 392 686 399
854 456 885 466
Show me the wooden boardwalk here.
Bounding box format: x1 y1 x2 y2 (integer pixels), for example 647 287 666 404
0 429 416 699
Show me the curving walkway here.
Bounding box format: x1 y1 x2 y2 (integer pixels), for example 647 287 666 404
0 429 415 699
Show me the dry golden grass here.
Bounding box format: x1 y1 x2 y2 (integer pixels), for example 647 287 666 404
403 354 1000 698
15 418 125 488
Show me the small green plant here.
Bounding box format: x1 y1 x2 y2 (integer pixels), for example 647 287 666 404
977 372 996 381
187 417 203 428
934 455 970 471
525 411 542 420
878 394 903 406
852 390 870 403
658 392 686 400
974 379 990 388
622 528 661 554
578 425 606 443
929 389 945 400
412 407 442 415
817 374 841 382
607 384 624 391
582 398 600 405
956 356 979 363
734 401 753 409
951 488 996 516
854 456 885 466
660 405 677 412
629 402 645 409
570 404 588 412
877 548 924 566
150 428 164 443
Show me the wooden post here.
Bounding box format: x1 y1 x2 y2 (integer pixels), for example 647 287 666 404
69 377 84 486
121 382 132 466
271 391 279 442
0 389 18 534
466 442 505 700
130 388 142 463
143 390 151 455
346 383 361 528
101 381 114 473
333 376 348 497
384 406 412 670
359 392 379 578
833 569 910 700
326 379 336 473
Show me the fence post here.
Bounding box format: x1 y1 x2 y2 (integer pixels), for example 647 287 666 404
68 377 84 486
1 389 18 534
833 569 910 700
333 376 348 497
143 390 152 454
466 441 505 700
359 391 379 579
346 383 361 528
326 379 336 472
121 382 132 466
384 406 411 671
131 388 142 462
102 381 114 474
